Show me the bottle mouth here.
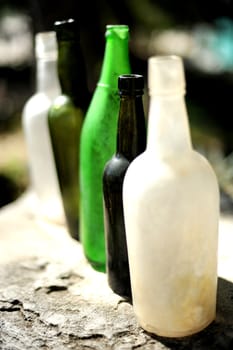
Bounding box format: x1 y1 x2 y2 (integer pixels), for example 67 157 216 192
148 55 186 96
118 74 144 95
54 18 80 41
105 24 129 40
35 31 58 60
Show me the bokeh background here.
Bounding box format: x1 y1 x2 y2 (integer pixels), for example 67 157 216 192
1 0 233 211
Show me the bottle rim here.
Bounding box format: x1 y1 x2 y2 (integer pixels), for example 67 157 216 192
149 55 182 64
106 24 129 29
118 74 144 95
105 24 129 39
54 18 80 41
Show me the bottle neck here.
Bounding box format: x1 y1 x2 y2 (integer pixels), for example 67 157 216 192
147 93 192 157
57 40 89 109
98 34 130 90
117 94 146 160
36 58 60 97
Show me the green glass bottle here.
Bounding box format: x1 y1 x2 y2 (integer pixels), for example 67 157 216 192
80 25 131 272
48 18 90 240
103 74 146 300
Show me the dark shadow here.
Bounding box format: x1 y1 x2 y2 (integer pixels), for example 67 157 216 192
145 277 233 349
0 174 25 208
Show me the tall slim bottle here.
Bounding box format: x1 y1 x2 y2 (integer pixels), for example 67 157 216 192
48 19 90 240
123 55 219 337
22 31 65 224
80 25 131 271
103 74 146 300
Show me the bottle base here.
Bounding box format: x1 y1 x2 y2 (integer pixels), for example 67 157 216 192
67 226 80 241
88 259 106 273
108 279 132 303
111 286 132 303
138 317 215 338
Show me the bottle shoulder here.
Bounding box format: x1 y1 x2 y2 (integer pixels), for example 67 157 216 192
104 154 130 179
123 149 219 231
23 92 51 120
51 94 72 109
190 150 219 189
124 149 219 193
49 95 85 121
23 92 50 107
81 89 120 143
84 86 119 121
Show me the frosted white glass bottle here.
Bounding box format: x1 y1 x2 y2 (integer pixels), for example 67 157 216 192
22 31 65 224
123 55 219 337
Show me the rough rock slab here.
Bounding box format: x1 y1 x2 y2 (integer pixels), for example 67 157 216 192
0 192 233 350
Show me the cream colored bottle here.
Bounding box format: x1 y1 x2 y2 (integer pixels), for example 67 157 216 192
22 32 65 224
123 55 219 337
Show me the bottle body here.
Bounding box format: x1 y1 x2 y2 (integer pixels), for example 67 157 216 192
48 19 90 240
123 56 219 337
103 155 131 299
103 74 146 299
80 25 131 271
22 32 65 224
48 95 84 239
123 151 219 336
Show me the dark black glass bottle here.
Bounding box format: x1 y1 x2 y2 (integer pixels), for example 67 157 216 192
103 74 146 300
48 18 90 240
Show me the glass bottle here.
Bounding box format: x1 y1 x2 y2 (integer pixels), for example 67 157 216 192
80 25 131 272
22 31 65 224
48 19 90 241
103 74 146 300
123 55 219 337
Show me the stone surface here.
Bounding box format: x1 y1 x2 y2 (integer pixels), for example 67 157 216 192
0 192 233 349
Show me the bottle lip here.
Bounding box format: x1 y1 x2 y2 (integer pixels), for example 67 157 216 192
106 24 129 29
118 74 144 95
148 55 186 96
55 18 75 26
149 55 181 64
54 18 80 41
35 31 58 60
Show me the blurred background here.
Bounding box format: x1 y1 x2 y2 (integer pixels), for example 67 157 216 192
1 0 233 211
